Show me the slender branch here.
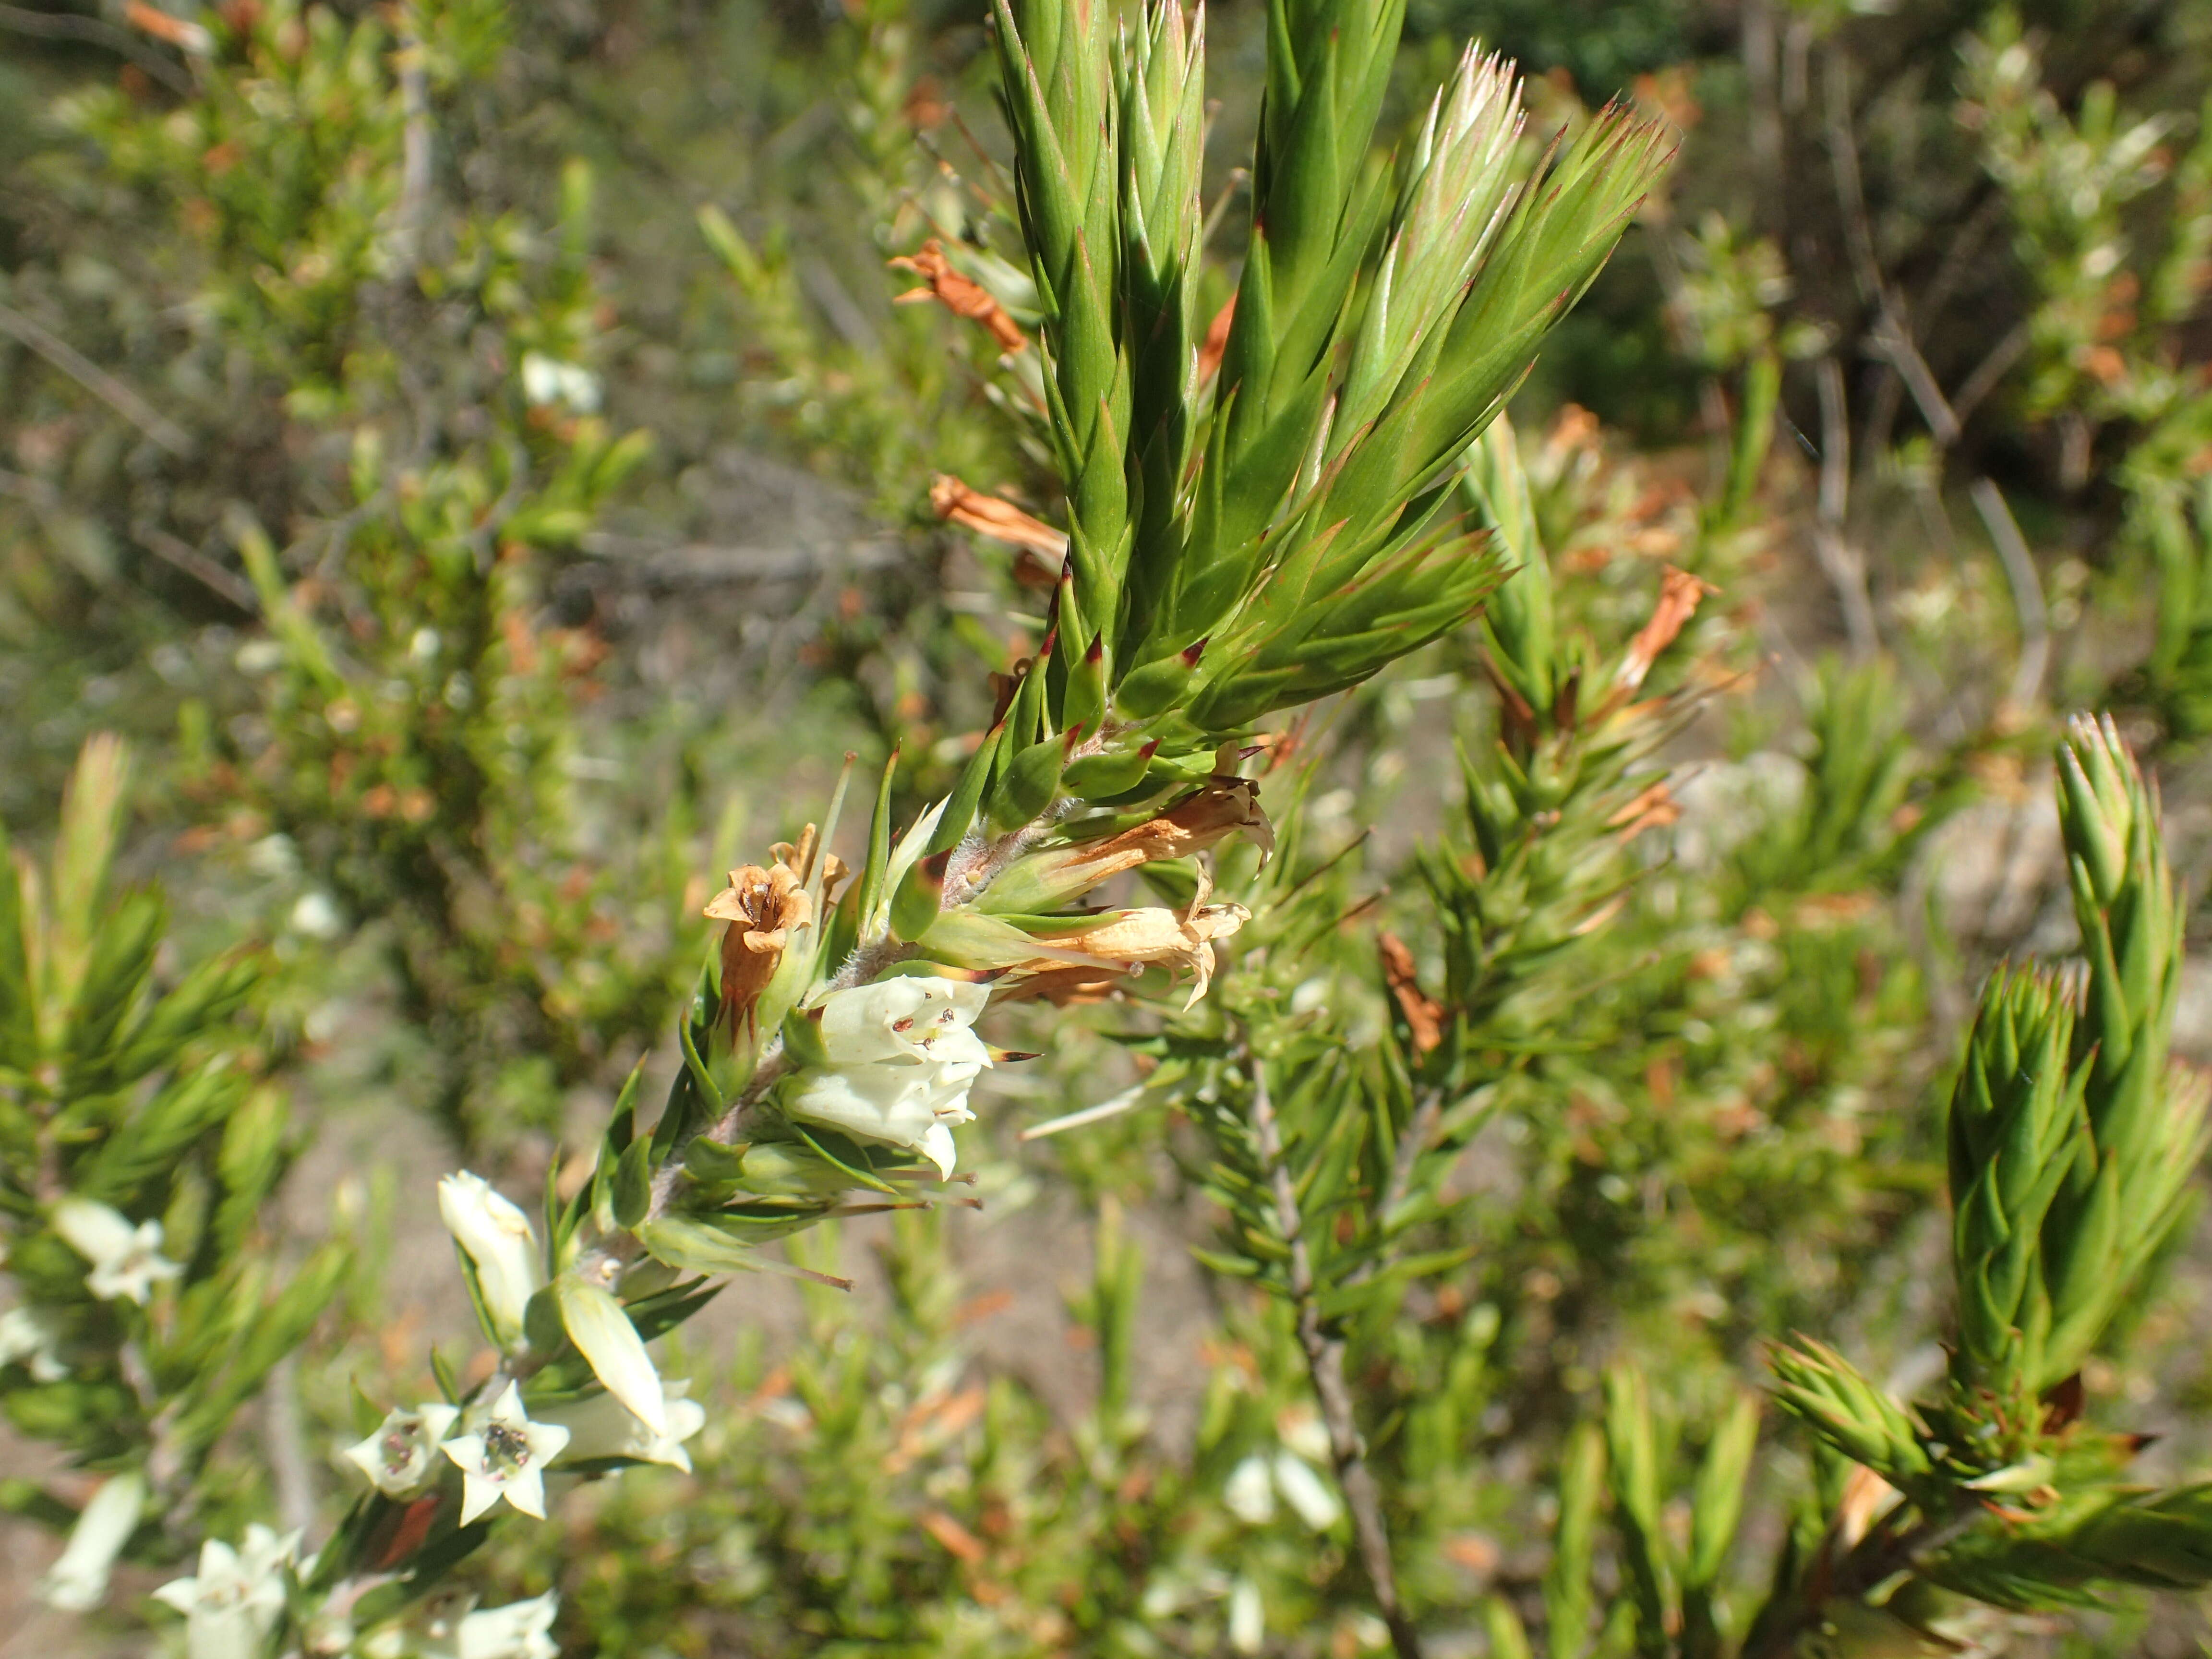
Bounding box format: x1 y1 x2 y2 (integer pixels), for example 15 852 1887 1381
263 1355 318 1537
1378 1087 1445 1233
1971 478 2048 709
0 2 195 95
1949 321 2030 430
1248 1058 1424 1659
1810 356 1878 660
132 521 260 612
1822 51 1961 450
393 37 433 268
1741 0 1785 240
0 302 192 455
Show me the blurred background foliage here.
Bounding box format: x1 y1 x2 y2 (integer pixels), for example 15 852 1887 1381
5 0 2212 1654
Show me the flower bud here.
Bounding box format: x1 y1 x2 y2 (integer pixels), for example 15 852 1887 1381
437 1173 542 1351
38 1470 144 1611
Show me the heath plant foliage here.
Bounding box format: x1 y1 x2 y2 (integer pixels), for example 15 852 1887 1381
9 0 2212 1658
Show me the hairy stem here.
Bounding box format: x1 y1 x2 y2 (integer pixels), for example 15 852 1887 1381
1248 1060 1424 1659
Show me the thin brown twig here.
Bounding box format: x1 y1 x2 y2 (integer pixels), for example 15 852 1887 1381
1822 50 1961 450
392 35 433 268
1248 1058 1424 1659
132 521 260 612
0 301 192 455
1810 356 1878 660
1949 321 2031 430
0 1 194 95
1971 477 2048 709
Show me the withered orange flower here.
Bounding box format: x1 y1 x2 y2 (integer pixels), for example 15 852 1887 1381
705 865 810 1036
1037 861 1251 1009
889 241 1029 354
1611 566 1718 703
1051 778 1274 893
703 828 850 1034
1608 779 1681 840
1378 932 1444 1054
929 475 1069 559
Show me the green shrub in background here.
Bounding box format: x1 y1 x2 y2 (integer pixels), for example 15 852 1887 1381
6 0 2212 1656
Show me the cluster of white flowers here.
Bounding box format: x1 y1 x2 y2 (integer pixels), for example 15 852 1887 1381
340 1379 707 1514
783 976 993 1177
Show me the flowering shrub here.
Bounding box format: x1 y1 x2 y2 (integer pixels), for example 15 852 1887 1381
7 0 2212 1656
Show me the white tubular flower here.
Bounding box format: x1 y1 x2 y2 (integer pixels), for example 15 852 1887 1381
0 1305 68 1381
441 1383 570 1524
519 352 601 412
817 975 989 1063
1228 1576 1265 1655
554 1276 665 1437
546 1379 707 1472
51 1198 182 1305
151 1524 299 1659
340 1403 461 1498
1271 1450 1342 1532
437 1173 542 1350
37 1469 144 1611
454 1592 560 1659
785 977 992 1178
1222 1455 1275 1526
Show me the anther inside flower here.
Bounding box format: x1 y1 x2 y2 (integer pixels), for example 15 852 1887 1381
441 1384 570 1524
343 1403 459 1497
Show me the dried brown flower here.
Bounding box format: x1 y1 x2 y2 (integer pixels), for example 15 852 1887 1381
703 829 850 1034
1049 778 1274 894
1378 932 1445 1054
929 475 1066 588
889 240 1029 353
1609 566 1718 706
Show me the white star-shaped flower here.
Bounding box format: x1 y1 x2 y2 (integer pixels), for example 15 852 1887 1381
51 1198 182 1305
151 1523 299 1656
440 1383 570 1524
340 1402 461 1497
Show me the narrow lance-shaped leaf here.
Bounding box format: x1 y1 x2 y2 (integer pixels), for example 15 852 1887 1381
994 0 1131 654
1115 0 1207 660
1161 0 1406 653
